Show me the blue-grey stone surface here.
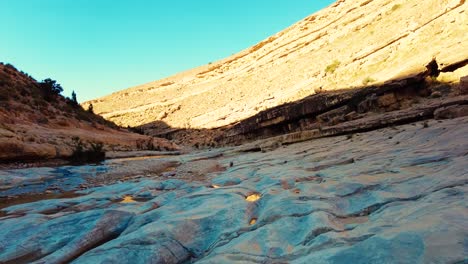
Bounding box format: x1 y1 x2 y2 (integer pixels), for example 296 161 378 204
0 118 467 263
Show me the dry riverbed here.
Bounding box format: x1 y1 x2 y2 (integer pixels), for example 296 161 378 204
0 117 467 263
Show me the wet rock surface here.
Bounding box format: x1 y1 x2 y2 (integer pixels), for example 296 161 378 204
0 117 467 263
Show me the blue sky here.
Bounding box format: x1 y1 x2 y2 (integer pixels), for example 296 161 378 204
0 0 335 102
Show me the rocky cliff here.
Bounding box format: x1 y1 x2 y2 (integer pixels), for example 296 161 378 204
0 63 177 164
84 0 468 133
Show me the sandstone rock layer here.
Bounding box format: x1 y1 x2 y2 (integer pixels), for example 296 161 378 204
85 0 468 131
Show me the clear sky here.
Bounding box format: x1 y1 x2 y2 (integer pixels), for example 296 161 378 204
0 0 335 102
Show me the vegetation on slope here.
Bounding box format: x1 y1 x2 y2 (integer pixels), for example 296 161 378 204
0 62 116 127
0 62 179 164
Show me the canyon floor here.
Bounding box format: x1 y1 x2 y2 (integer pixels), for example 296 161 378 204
1 116 467 263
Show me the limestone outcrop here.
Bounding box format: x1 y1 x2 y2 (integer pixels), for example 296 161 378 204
84 0 468 132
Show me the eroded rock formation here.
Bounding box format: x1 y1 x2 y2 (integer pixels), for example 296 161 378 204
84 0 468 133
1 117 467 263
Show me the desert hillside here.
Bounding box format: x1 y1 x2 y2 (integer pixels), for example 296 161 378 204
84 0 468 131
0 63 177 163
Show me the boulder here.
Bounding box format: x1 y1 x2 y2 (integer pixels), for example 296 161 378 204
460 76 468 95
0 140 23 160
430 83 452 96
377 92 398 107
316 105 352 124
152 137 180 151
23 143 57 159
357 93 379 113
434 104 468 120
345 111 361 121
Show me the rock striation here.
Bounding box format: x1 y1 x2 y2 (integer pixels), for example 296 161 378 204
84 0 468 133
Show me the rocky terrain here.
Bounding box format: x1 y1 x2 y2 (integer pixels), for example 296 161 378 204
1 0 467 263
1 117 467 263
84 0 468 136
0 63 178 164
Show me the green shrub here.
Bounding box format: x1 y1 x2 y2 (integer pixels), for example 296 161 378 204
362 77 376 85
391 4 401 11
69 137 105 164
39 78 63 101
87 103 94 114
71 90 78 105
325 60 341 74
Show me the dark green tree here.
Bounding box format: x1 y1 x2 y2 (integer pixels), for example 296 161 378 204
71 90 78 104
87 103 94 113
39 78 63 101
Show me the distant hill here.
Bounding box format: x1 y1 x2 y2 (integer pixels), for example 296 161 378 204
0 63 177 163
84 0 467 134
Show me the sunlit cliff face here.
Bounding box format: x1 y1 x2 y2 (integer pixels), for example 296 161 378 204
85 0 468 132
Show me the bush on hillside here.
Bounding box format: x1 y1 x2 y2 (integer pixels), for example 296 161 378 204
71 90 78 104
87 103 94 114
69 136 105 164
325 60 341 74
39 78 63 101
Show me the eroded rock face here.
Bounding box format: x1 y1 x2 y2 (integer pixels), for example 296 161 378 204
1 117 467 263
84 0 468 131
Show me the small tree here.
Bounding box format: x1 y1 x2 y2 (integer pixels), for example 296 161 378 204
71 90 78 104
87 103 94 113
40 78 63 94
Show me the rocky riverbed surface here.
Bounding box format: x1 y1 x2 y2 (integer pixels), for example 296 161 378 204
0 117 467 263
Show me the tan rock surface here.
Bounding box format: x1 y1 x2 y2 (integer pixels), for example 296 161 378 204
84 0 468 131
